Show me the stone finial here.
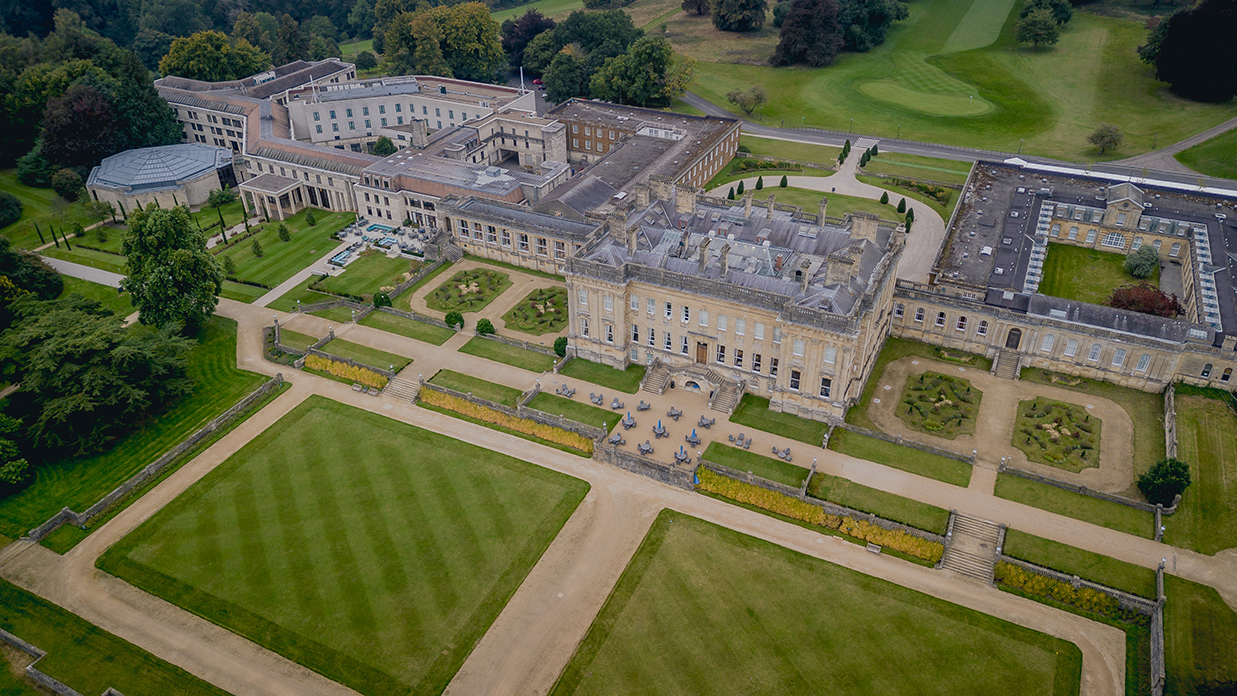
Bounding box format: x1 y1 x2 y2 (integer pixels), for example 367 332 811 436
719 242 731 276
766 194 776 212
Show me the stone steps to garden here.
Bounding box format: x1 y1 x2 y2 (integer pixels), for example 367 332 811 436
443 244 463 263
940 512 1003 584
383 376 420 402
709 382 739 414
641 364 671 395
993 350 1020 380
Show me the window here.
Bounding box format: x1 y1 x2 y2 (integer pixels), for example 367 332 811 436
329 110 336 119
681 336 689 354
894 303 905 318
699 310 709 327
346 109 353 117
1116 212 1127 227
632 325 640 342
1223 368 1232 382
435 108 440 117
718 314 728 332
315 124 323 134
631 347 639 362
1131 237 1143 251
682 305 690 323
1050 223 1060 237
1170 242 1181 257
398 116 403 125
395 104 401 112
823 346 836 364
647 298 655 315
819 377 832 398
486 225 497 243
648 328 656 346
631 295 639 311
752 354 762 373
348 121 355 130
790 370 801 391
313 112 320 121
935 311 946 327
914 308 925 323
664 331 671 350
734 349 743 367
1068 226 1079 240
605 324 613 343
1202 363 1213 378
977 320 988 336
578 288 588 307
362 107 369 116
603 294 613 312
793 339 805 357
665 301 672 318
1136 354 1150 372
1064 338 1078 357
555 240 566 259
716 344 725 363
1074 209 1084 220
1101 232 1125 248
1085 229 1097 244
956 316 968 332
1088 343 1102 361
581 318 589 337
770 358 779 376
423 106 428 115
332 123 339 132
381 118 387 126
1153 239 1162 252
1112 349 1126 367
501 229 511 246
519 234 529 251
773 328 782 344
754 322 764 340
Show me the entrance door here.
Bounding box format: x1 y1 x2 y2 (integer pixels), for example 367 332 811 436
696 342 708 364
1005 328 1022 349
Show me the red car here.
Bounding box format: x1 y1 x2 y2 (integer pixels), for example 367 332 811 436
532 78 543 85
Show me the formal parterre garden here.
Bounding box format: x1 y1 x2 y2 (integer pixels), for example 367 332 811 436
99 397 589 696
896 372 981 439
502 287 568 335
425 269 511 313
1013 398 1101 473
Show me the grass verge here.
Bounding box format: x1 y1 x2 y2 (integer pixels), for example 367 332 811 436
1163 394 1237 554
994 473 1151 537
808 471 950 534
1001 529 1156 598
828 428 971 486
459 336 556 372
702 441 808 487
731 393 829 446
429 369 522 406
358 310 455 346
558 359 644 393
321 338 411 372
1163 575 1237 695
528 392 621 431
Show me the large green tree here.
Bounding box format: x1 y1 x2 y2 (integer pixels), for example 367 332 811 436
1019 0 1072 25
384 3 505 82
501 9 555 68
544 51 588 102
40 83 121 169
122 204 224 330
771 0 844 66
1138 0 1236 103
0 294 194 455
836 0 908 52
273 14 308 65
158 31 270 81
0 237 62 303
1016 8 1060 48
711 0 768 32
589 36 681 107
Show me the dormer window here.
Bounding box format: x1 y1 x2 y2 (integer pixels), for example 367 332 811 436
1115 212 1127 226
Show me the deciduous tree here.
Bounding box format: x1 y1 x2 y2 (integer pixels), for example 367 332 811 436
1138 0 1236 103
1016 8 1060 48
372 136 397 156
122 204 223 330
273 14 308 65
544 51 587 102
770 0 844 66
1107 282 1181 318
1124 245 1159 278
1137 457 1191 506
40 83 119 169
1087 123 1122 153
682 0 710 15
0 237 62 301
158 31 270 81
1019 0 1071 25
501 9 555 68
725 85 766 114
712 0 768 32
590 36 679 107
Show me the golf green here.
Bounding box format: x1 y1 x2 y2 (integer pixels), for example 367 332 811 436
552 511 1081 696
101 396 589 695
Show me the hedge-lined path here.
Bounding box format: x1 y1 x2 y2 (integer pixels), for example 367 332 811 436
3 294 1237 696
867 356 1136 495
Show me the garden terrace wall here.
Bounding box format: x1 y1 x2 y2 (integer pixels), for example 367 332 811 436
418 380 607 442
734 152 834 173
0 628 125 696
997 463 1179 515
998 555 1159 615
375 305 454 330
387 258 445 300
473 330 557 356
700 458 947 544
1163 383 1177 459
593 443 696 489
292 298 372 317
26 375 286 542
836 423 975 464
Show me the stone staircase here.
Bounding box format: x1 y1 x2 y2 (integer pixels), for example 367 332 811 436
383 376 420 402
940 512 1003 584
709 381 740 414
443 243 464 263
641 362 671 395
992 350 1020 380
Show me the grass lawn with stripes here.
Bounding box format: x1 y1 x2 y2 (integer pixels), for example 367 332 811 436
0 169 100 249
551 511 1082 696
1163 394 1237 555
215 209 352 289
100 396 589 696
459 336 557 372
321 337 411 372
60 276 133 317
358 310 455 346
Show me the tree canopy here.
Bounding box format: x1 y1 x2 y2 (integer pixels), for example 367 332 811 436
159 31 270 82
712 0 769 32
122 204 224 331
1015 8 1060 48
836 0 908 52
501 9 555 68
1124 245 1159 278
1137 457 1191 507
589 36 689 107
1087 123 1122 153
1019 0 1072 26
372 135 397 156
1139 0 1237 103
0 237 62 305
771 0 844 66
383 3 506 82
1107 282 1181 318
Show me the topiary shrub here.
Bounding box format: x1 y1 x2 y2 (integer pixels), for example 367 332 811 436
880 191 889 204
444 310 464 329
554 336 567 357
727 186 735 200
736 180 745 195
305 209 316 226
755 175 764 190
355 50 377 70
779 174 787 188
0 192 21 228
1137 457 1191 506
51 168 82 201
373 291 392 308
476 317 495 335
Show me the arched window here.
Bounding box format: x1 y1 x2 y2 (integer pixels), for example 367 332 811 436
1085 229 1097 243
1068 226 1079 240
1112 349 1126 367
1202 363 1213 378
1051 224 1061 237
1131 237 1143 251
1088 343 1102 361
1064 338 1079 357
1152 239 1162 252
935 311 946 327
1170 242 1181 257
977 320 989 336
1040 334 1055 352
1136 354 1150 372
894 302 905 318
956 316 968 332
1223 368 1232 382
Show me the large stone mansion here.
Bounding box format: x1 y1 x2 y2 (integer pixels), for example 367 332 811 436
138 60 1237 421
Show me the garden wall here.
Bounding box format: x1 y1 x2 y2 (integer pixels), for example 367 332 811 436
376 305 453 330
997 463 1179 516
593 443 696 489
418 380 606 442
836 423 975 464
473 330 557 356
388 258 446 300
0 628 126 696
1163 383 1177 460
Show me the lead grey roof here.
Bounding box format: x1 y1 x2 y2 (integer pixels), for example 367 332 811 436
87 144 231 191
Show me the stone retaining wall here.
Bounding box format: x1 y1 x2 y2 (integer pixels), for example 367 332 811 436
998 555 1159 615
473 330 557 357
418 380 606 441
376 305 453 330
997 463 1179 517
593 443 696 489
388 258 446 300
1163 383 1177 460
0 627 126 696
838 423 975 465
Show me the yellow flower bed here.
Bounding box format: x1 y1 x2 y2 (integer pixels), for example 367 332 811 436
420 387 594 454
303 354 388 389
696 467 944 563
994 561 1144 622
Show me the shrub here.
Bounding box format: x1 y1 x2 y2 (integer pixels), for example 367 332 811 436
0 458 31 489
476 317 495 335
994 562 1145 623
1137 457 1191 506
51 168 83 201
373 291 392 308
73 222 85 238
554 336 568 357
251 238 264 257
1108 283 1180 317
755 175 763 190
737 181 745 195
222 255 236 276
303 353 388 389
779 174 787 188
444 310 464 329
16 147 53 187
728 186 735 200
897 197 907 213
0 192 21 228
880 191 889 204
1124 245 1159 278
355 51 377 70
305 209 316 226
277 223 291 242
420 388 593 453
95 227 109 244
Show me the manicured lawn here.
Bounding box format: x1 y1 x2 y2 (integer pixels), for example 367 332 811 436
994 473 1151 537
278 329 319 352
215 209 352 288
268 275 336 312
320 337 411 372
100 397 589 696
829 428 972 487
742 135 841 167
310 306 354 324
896 371 981 439
319 253 420 299
60 276 133 317
1174 128 1237 180
707 163 829 190
1038 243 1153 306
220 280 269 303
748 188 903 223
459 336 557 373
0 169 100 249
492 0 582 22
848 337 991 431
1013 398 1101 473
860 152 972 185
1002 529 1156 599
0 580 229 696
189 199 247 237
468 255 564 281
0 317 266 540
808 471 950 534
528 392 621 431
1019 368 1164 477
358 310 455 346
75 224 127 253
430 369 522 407
686 0 1237 160
703 442 809 488
339 38 374 58
41 246 127 275
731 393 830 446
551 511 1081 696
1163 394 1237 555
502 287 568 336
856 174 961 222
1163 575 1237 696
559 359 644 394
424 268 512 314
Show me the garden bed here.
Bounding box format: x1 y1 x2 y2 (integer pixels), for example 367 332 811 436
896 371 981 439
1013 398 1101 472
425 268 512 313
502 287 568 335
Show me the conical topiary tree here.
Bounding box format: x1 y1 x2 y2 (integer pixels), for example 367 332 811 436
871 143 879 156
779 175 787 188
728 186 735 200
756 176 764 190
880 192 889 204
897 198 907 213
252 238 264 257
737 181 745 195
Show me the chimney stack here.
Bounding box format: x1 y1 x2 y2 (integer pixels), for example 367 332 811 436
634 183 650 208
675 184 696 215
848 212 879 243
799 259 812 293
766 194 776 213
824 254 855 286
743 192 753 217
698 237 711 273
719 243 730 276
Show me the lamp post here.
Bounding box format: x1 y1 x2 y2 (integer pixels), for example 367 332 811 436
1018 138 1023 155
849 117 853 133
897 124 901 139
